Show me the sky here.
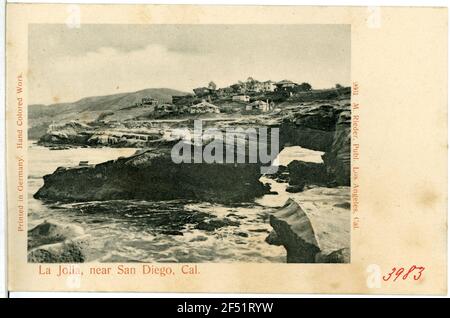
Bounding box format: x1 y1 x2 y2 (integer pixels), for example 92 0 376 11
29 24 350 105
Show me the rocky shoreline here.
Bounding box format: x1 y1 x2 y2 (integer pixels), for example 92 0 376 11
32 100 351 263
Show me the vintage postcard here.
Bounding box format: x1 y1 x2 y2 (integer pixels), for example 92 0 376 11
5 4 447 294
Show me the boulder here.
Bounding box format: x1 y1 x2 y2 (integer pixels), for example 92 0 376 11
28 239 88 263
286 184 304 193
266 199 320 262
266 197 350 263
287 160 329 186
28 221 85 249
28 221 89 263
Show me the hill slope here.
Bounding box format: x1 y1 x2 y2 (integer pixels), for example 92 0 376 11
29 88 189 139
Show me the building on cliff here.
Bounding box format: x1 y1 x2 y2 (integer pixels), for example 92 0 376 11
134 97 159 108
262 80 276 92
274 80 298 95
141 97 159 106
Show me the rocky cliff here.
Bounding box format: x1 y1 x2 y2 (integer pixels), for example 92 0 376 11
38 121 165 148
322 110 351 186
279 103 350 186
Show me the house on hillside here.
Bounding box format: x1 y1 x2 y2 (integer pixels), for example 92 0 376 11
262 80 276 92
135 97 159 109
190 101 220 114
232 95 250 102
274 80 297 91
274 80 298 97
140 97 159 107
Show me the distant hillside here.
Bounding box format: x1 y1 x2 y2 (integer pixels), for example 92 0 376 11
29 88 189 139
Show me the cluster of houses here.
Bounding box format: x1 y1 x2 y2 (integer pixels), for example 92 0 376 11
136 96 273 115
193 78 310 99
186 78 310 113
133 78 311 116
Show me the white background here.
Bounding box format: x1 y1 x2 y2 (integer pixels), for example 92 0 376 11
0 0 449 298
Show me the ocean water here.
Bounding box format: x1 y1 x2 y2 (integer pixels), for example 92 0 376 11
28 143 323 263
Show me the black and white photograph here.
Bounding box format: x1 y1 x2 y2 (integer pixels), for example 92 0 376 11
26 24 351 264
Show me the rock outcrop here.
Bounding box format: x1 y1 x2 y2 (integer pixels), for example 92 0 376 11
287 160 330 187
38 121 165 148
279 104 350 186
266 197 350 263
265 199 320 262
34 145 269 204
28 221 89 263
28 221 85 249
38 121 92 146
322 110 351 186
279 104 339 151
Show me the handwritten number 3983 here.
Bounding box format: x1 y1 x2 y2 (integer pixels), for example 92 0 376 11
383 265 425 282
